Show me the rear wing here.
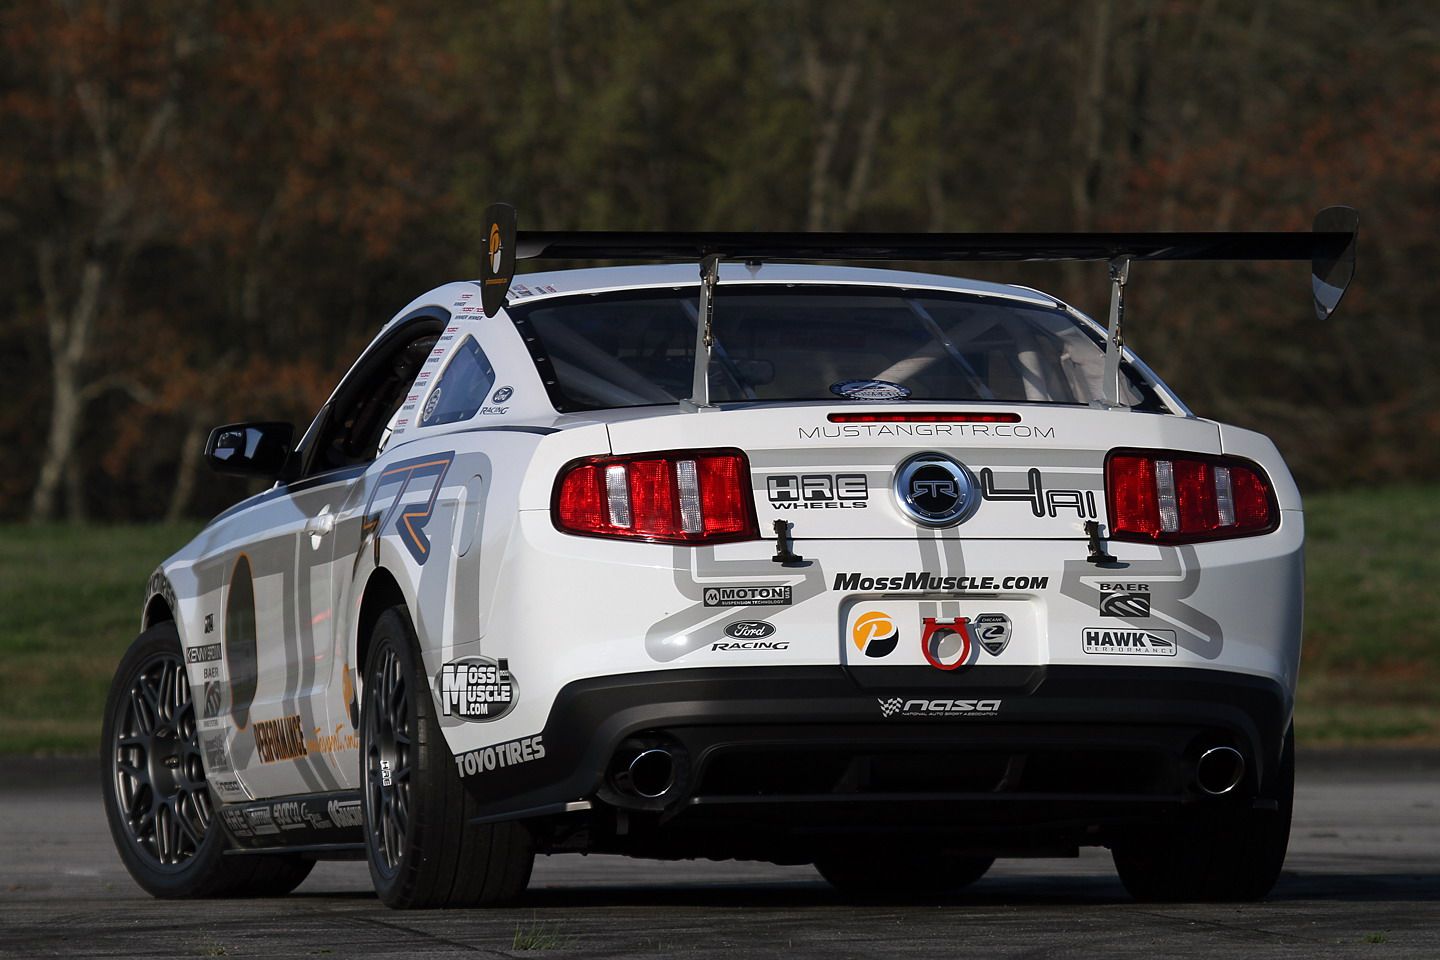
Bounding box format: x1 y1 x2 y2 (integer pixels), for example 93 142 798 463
478 204 1358 407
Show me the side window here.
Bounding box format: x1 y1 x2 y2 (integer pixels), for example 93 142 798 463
419 336 497 427
306 326 441 476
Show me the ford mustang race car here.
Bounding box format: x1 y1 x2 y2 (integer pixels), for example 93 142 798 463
102 205 1357 907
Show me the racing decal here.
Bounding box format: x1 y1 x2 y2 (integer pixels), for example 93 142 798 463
723 621 776 640
1098 583 1151 618
225 553 258 730
221 808 254 838
244 806 281 836
358 451 454 565
1082 627 1177 656
491 385 514 403
252 714 307 763
767 473 868 510
703 585 793 607
920 616 973 670
833 572 1049 592
713 620 786 651
328 799 362 828
798 422 1056 441
307 724 359 754
218 793 362 849
436 657 517 722
454 734 545 779
186 643 221 664
979 467 1099 520
851 610 899 658
421 388 443 422
201 681 225 728
203 614 214 634
646 542 826 662
711 639 790 652
202 733 231 772
1059 547 1224 659
877 697 1002 718
211 777 247 800
830 378 911 400
972 613 1012 656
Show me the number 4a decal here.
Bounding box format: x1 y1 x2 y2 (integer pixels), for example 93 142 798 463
359 453 454 565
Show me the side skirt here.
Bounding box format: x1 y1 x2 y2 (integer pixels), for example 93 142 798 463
216 788 364 857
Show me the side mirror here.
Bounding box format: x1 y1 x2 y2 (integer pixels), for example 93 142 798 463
204 422 295 478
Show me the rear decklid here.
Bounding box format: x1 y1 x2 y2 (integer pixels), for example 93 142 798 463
605 403 1221 541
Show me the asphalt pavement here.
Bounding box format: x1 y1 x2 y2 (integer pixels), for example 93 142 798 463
2 751 1437 959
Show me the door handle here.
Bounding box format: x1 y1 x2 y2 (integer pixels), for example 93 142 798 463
305 507 336 548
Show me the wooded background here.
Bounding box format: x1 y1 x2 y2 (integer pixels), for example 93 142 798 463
3 0 1436 523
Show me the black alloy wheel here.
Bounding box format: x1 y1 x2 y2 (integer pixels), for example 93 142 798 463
111 643 211 866
361 606 535 908
365 641 413 879
101 621 314 898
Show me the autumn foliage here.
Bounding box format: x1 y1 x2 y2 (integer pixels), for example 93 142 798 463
0 1 1436 521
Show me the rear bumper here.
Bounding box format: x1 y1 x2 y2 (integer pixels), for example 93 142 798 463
460 664 1290 844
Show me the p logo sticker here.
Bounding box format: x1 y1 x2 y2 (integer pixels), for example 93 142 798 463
851 611 899 658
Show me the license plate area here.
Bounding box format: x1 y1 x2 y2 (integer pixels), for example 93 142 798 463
840 595 1041 669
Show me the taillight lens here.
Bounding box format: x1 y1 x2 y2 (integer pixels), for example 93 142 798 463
1105 450 1278 544
554 449 759 544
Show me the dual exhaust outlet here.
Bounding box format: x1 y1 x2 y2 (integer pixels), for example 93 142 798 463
604 738 1246 805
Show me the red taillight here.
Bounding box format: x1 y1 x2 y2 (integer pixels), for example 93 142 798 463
553 449 759 544
1105 450 1277 544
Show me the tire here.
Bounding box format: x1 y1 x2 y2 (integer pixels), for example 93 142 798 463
816 852 994 900
1112 725 1295 903
362 606 534 908
101 621 314 898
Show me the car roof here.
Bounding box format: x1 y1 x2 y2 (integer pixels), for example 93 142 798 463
499 263 1062 309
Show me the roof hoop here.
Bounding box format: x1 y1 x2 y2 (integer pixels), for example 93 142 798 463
1099 255 1132 409
682 254 723 411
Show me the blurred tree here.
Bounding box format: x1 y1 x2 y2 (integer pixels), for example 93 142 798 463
0 0 1436 520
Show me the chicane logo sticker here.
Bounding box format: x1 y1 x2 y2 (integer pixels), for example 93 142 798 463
851 610 899 658
920 617 973 670
436 656 516 722
703 585 792 607
972 612 1012 656
878 697 1001 718
1082 628 1177 656
1099 589 1151 618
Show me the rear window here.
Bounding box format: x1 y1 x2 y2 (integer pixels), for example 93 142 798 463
509 286 1157 412
419 336 497 427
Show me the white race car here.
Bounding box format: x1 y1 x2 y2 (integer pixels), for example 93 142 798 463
102 205 1357 906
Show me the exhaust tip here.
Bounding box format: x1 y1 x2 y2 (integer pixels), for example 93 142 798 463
622 748 675 799
608 738 683 803
1196 745 1245 796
